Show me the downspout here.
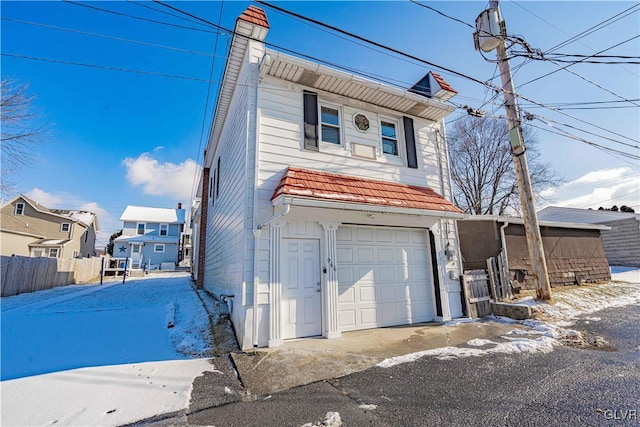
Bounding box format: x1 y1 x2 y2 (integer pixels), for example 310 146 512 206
251 55 269 347
499 220 510 271
259 204 291 229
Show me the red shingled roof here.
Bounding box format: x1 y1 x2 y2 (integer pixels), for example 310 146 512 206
430 72 457 94
238 6 270 28
271 167 463 214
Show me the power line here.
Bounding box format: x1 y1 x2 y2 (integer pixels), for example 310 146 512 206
526 114 639 150
1 52 211 82
2 17 216 57
409 1 474 29
63 0 222 35
191 0 226 201
583 189 640 208
125 0 215 29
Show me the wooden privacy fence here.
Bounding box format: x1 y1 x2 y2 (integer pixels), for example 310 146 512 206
487 250 512 301
1 255 104 297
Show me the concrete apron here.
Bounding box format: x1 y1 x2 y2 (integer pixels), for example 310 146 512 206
231 320 522 397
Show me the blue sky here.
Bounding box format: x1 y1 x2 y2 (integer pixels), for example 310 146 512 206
2 1 639 246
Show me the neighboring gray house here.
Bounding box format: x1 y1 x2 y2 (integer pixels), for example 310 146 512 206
538 206 640 267
192 7 465 350
114 204 185 270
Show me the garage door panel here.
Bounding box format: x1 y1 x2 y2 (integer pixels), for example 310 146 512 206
359 286 376 302
337 226 435 332
338 285 356 303
337 247 353 263
377 247 394 264
377 265 395 282
356 247 374 263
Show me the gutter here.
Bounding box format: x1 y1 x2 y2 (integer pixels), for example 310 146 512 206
273 196 466 220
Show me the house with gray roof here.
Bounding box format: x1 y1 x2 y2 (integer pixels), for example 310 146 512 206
538 206 640 267
0 195 98 259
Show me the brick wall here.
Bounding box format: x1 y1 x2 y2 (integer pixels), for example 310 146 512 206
196 167 210 290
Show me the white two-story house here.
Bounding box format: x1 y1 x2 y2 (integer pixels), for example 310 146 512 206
114 204 185 270
193 6 466 349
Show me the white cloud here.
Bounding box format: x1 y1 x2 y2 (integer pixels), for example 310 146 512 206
122 153 200 200
539 167 640 210
25 188 64 208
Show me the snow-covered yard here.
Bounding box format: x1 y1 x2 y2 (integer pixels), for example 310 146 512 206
1 272 220 426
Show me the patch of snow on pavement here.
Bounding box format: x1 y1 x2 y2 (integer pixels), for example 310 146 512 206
358 404 378 411
378 272 638 368
301 411 343 427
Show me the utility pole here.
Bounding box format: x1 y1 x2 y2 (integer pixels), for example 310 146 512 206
475 0 552 300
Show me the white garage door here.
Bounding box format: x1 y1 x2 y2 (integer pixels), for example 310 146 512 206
336 226 435 332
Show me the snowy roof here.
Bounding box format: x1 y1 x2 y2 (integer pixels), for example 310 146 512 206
537 206 637 225
30 239 72 247
119 206 185 224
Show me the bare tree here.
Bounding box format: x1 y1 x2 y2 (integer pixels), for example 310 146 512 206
447 116 562 215
1 78 47 196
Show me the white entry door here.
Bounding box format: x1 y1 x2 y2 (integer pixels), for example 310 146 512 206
281 239 322 339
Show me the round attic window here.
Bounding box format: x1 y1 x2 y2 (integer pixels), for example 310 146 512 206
353 113 370 132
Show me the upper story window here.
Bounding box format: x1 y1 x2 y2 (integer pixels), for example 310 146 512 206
137 223 146 235
61 223 71 232
15 203 25 215
320 105 341 145
159 224 168 236
381 120 399 156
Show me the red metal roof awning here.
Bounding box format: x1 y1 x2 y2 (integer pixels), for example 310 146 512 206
271 167 463 214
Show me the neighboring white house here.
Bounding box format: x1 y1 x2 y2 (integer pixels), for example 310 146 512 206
114 204 186 270
192 6 465 349
538 206 640 267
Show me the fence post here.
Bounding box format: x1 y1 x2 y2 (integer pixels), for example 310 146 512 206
122 257 129 284
100 257 105 285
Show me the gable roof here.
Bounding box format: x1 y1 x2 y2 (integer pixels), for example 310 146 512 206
1 195 97 231
538 206 638 224
272 167 463 215
119 206 185 224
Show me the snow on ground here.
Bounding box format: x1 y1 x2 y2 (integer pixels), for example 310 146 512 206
377 268 640 368
1 272 219 426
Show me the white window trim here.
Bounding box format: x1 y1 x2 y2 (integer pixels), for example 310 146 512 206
159 223 169 236
15 203 25 215
137 222 146 235
318 101 345 153
131 243 142 253
154 244 165 253
378 115 404 165
61 223 71 232
48 248 59 258
31 249 44 257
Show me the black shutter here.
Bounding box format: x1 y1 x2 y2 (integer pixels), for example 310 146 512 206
216 157 221 198
403 116 418 169
303 91 319 151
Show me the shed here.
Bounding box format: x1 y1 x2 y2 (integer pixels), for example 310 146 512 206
538 207 640 268
458 216 611 290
